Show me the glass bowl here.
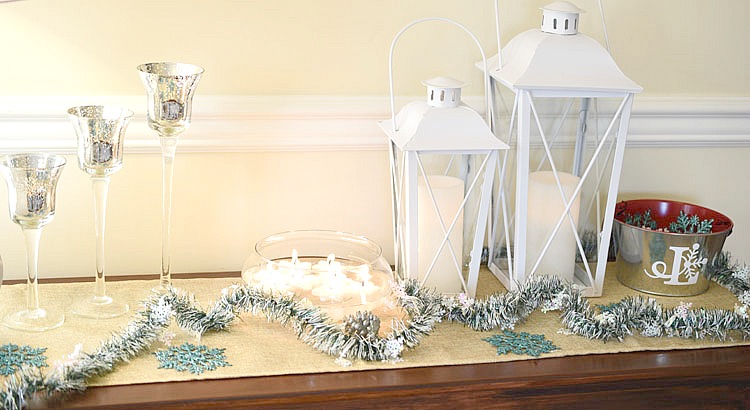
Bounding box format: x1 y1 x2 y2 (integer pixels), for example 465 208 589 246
242 230 394 320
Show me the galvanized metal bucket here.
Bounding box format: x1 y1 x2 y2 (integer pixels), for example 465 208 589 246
613 199 733 296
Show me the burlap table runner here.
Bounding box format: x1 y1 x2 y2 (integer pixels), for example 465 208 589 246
0 266 746 387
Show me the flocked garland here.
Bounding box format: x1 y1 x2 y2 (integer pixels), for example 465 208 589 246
2 253 749 409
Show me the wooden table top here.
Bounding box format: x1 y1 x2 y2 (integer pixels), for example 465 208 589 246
54 344 750 409
14 273 749 409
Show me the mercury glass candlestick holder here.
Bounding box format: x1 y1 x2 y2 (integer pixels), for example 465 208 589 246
68 105 132 318
1 153 66 331
137 62 203 290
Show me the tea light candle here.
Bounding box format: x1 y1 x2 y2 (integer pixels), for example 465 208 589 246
418 175 464 293
242 230 395 322
253 262 293 293
357 265 371 304
311 254 352 301
526 171 581 282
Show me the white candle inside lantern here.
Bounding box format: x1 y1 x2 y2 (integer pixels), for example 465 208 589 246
418 175 464 293
526 171 581 282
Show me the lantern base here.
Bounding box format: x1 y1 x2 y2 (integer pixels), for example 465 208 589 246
488 260 604 297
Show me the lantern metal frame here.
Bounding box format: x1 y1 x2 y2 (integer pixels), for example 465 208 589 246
482 2 642 296
380 18 509 297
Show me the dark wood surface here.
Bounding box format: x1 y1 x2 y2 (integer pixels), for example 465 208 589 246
53 345 750 410
20 273 750 409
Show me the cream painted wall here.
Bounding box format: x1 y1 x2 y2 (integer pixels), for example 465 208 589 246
0 1 748 280
0 151 393 279
0 0 747 96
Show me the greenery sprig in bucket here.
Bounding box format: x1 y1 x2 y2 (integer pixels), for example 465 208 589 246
613 199 733 296
623 208 714 234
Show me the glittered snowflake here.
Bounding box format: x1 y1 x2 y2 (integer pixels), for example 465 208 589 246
483 330 558 357
383 337 404 362
150 296 174 326
0 343 48 376
731 266 750 282
640 321 663 337
390 281 407 299
594 311 618 326
665 302 693 327
153 343 230 375
541 292 567 313
675 301 693 318
739 291 750 307
443 293 475 311
457 293 475 308
734 304 748 320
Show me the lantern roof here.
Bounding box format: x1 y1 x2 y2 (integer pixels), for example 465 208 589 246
542 1 584 14
485 29 642 94
379 101 508 152
421 76 466 89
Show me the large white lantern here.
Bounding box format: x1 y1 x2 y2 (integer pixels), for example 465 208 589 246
483 1 642 296
380 18 509 297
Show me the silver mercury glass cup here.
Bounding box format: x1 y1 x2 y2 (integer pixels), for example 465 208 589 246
68 105 133 319
137 62 203 290
1 153 66 331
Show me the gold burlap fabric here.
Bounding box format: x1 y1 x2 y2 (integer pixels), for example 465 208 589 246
0 266 747 387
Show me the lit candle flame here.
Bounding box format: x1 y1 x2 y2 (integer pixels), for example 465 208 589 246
291 248 299 265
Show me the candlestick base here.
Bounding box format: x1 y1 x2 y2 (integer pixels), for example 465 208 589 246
3 308 64 332
151 282 171 294
69 295 129 319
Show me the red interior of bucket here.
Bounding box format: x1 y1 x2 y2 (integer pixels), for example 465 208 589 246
614 199 733 234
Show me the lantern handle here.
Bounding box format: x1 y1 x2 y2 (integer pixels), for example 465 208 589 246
493 0 503 69
387 17 492 136
597 0 612 54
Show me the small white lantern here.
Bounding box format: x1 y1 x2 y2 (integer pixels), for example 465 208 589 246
482 1 642 296
380 18 509 296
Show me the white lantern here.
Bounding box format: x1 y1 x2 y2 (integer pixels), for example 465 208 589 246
380 18 509 297
483 1 642 296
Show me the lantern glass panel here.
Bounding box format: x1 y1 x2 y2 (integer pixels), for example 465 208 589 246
489 95 627 290
392 148 492 294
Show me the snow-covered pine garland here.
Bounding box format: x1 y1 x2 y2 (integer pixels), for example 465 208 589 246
2 253 749 409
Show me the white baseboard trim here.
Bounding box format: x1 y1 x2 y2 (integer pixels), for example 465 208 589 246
0 95 747 153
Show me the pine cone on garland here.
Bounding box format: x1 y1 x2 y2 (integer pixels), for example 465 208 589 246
343 311 381 339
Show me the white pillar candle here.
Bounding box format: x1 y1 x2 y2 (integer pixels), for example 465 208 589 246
418 175 464 293
526 171 581 282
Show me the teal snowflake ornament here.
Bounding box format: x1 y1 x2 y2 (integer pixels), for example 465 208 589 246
0 343 48 376
483 330 558 357
153 343 230 375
